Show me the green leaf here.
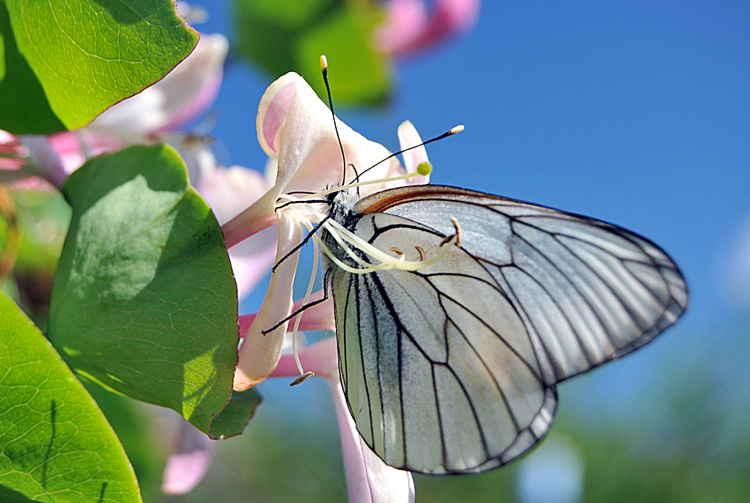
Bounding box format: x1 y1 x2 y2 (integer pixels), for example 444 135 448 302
47 144 241 435
0 291 141 503
235 0 390 106
209 389 263 440
0 2 64 134
0 0 198 134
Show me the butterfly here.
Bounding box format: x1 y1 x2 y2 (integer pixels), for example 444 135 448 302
319 182 687 475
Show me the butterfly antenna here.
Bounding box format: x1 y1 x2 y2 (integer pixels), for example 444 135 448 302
353 125 465 183
320 55 348 187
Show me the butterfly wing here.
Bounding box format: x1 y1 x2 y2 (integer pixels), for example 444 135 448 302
328 185 687 474
329 213 557 474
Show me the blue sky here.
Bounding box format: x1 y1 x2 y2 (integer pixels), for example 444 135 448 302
199 1 749 325
193 1 749 422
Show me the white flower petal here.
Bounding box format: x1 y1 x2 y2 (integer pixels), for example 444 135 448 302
234 211 303 390
256 73 402 199
397 120 430 185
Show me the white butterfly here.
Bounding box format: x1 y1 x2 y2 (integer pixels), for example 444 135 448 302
320 183 687 475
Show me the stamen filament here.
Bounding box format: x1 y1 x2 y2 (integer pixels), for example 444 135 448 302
314 220 459 274
289 220 323 379
286 166 432 206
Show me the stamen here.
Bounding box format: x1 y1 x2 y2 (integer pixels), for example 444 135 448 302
290 371 315 386
390 247 406 260
353 125 464 183
315 219 459 275
288 210 324 379
416 161 432 176
310 165 432 201
440 217 463 247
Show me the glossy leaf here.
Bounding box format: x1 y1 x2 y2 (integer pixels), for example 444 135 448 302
209 389 263 440
47 145 241 435
0 0 197 133
0 291 141 503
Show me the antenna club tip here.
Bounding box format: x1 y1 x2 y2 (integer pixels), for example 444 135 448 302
319 55 328 71
416 161 432 176
451 125 465 134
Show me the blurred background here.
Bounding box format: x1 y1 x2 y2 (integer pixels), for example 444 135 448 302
9 1 750 502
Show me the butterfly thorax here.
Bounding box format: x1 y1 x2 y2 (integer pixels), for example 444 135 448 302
321 189 367 269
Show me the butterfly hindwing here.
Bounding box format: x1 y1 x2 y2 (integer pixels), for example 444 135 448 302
329 210 557 474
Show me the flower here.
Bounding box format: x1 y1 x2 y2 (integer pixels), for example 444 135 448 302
271 337 416 503
207 70 435 501
227 72 431 391
181 141 278 300
161 415 216 495
377 0 481 57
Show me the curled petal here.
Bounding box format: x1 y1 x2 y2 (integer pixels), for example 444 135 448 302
328 379 415 503
256 74 298 160
396 120 430 186
161 417 215 495
256 73 402 199
234 212 303 390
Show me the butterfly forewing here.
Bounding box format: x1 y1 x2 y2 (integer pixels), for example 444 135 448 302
326 184 687 474
355 185 687 382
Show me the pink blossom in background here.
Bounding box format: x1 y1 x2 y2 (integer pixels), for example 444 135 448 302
161 417 216 495
0 131 26 172
10 33 228 188
179 142 278 300
377 0 480 57
91 33 228 134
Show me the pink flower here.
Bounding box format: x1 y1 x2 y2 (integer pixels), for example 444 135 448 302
161 415 216 495
377 0 480 57
271 338 416 503
90 33 228 135
180 142 278 300
0 131 36 186
0 130 26 172
226 72 430 391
